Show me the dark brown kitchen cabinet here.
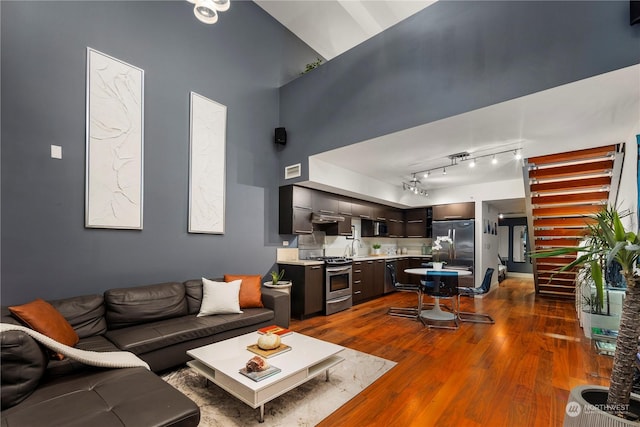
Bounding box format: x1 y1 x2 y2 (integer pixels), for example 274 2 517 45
353 260 384 302
352 261 365 304
281 264 324 320
312 191 339 214
372 259 385 297
371 206 387 221
362 260 375 299
432 202 475 220
338 199 352 216
397 258 410 284
279 185 313 234
387 209 404 238
405 208 427 237
351 201 372 220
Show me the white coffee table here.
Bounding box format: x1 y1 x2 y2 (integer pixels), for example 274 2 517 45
186 331 344 422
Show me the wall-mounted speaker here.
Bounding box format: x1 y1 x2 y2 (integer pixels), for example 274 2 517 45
275 127 287 145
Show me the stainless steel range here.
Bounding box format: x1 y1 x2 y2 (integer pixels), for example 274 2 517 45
318 257 353 315
298 232 353 315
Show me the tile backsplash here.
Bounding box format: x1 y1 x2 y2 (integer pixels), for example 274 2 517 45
323 218 431 257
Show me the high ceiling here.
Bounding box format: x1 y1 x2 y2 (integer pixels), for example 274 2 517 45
313 65 640 190
254 0 436 60
255 1 640 216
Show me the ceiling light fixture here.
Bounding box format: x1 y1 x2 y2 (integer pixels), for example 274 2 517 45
402 174 428 197
405 147 523 187
188 0 230 24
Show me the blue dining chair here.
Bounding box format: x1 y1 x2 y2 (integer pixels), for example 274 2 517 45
457 267 495 324
386 264 423 320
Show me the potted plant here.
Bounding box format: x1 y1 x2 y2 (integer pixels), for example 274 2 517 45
432 236 452 269
532 206 640 424
264 269 292 294
372 243 382 255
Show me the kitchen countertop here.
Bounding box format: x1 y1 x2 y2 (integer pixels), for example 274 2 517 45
277 254 432 265
352 254 433 261
276 260 325 266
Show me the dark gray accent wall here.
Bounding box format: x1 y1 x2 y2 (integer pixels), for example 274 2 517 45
1 1 318 304
278 1 640 183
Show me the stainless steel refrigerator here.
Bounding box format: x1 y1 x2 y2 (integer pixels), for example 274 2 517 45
432 220 475 286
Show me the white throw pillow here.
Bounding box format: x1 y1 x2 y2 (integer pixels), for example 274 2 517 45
197 278 243 316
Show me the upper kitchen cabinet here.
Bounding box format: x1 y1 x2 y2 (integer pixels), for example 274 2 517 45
386 209 404 238
279 185 313 234
370 205 387 222
405 208 427 238
432 202 475 220
337 199 352 216
351 201 373 220
312 191 339 214
312 191 352 236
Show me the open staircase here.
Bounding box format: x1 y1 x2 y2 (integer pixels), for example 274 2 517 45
524 144 624 298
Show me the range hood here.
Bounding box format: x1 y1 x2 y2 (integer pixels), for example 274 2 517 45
311 212 345 224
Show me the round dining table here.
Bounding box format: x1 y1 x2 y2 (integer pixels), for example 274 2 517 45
404 268 472 321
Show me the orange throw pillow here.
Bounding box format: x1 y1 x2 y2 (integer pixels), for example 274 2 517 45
223 275 264 308
9 298 79 359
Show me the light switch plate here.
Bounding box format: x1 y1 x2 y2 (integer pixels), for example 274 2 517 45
51 145 62 159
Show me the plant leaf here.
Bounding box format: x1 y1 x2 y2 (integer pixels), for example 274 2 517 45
589 260 604 310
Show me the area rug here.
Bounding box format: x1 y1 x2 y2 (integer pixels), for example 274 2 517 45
162 348 396 426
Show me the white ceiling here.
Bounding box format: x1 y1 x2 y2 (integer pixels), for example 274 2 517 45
254 0 436 60
256 1 640 215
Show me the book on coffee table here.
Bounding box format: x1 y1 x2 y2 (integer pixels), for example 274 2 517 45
239 365 281 382
257 325 293 336
246 343 292 358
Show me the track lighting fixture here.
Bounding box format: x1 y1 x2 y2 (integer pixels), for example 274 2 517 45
402 174 428 197
403 147 523 190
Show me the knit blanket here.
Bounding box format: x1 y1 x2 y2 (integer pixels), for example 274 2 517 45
0 323 150 370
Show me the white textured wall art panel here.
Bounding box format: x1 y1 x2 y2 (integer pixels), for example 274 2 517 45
189 92 226 234
85 48 144 229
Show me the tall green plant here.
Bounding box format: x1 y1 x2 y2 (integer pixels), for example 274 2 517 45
531 206 640 413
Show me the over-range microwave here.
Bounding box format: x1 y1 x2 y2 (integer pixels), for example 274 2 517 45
373 221 388 236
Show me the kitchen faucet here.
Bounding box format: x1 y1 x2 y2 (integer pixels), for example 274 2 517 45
350 238 361 257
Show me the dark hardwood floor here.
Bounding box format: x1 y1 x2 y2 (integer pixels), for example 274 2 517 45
290 277 612 427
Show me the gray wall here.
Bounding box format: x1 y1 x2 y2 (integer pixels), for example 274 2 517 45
1 1 318 304
278 0 640 183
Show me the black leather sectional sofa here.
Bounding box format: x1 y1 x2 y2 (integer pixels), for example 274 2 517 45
0 279 290 426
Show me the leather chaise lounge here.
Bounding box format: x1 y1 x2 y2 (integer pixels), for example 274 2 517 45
0 278 290 426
